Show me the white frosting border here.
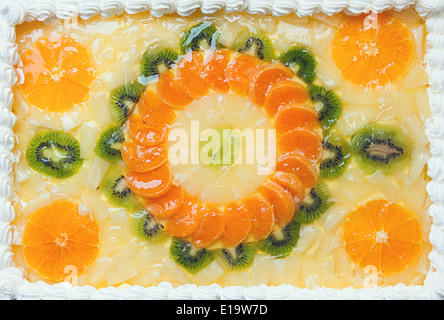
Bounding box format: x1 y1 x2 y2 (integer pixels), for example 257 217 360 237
0 0 443 300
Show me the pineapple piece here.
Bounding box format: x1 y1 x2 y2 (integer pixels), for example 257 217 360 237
218 21 242 48
88 93 113 128
276 21 313 48
295 224 323 254
80 121 99 160
85 157 111 191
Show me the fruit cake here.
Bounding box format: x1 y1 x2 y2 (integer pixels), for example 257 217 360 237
0 0 444 299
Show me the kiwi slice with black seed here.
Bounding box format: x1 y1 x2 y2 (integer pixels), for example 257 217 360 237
232 28 275 62
94 125 124 163
130 208 165 243
180 22 220 54
26 130 83 179
320 131 352 179
257 220 301 258
308 84 343 130
215 242 257 271
99 165 136 209
169 238 214 274
350 122 412 175
279 46 317 84
109 81 146 126
295 180 332 224
140 48 179 78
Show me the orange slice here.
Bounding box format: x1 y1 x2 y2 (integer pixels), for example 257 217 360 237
202 49 231 93
121 142 168 173
249 63 293 106
127 113 168 147
226 54 261 96
220 202 251 247
343 199 423 276
332 13 414 88
259 181 296 227
19 35 95 112
263 80 309 117
22 200 99 282
191 203 225 248
242 194 275 241
164 194 204 238
275 104 319 135
278 128 323 163
144 184 185 219
276 152 318 189
177 51 209 99
125 163 172 198
157 70 194 108
138 90 176 127
270 171 306 203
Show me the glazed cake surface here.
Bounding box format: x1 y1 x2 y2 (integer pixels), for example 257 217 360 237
0 0 444 300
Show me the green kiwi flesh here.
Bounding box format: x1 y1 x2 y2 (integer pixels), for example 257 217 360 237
295 181 331 224
180 22 220 54
94 125 125 163
130 208 165 243
140 48 179 78
350 122 411 175
257 220 301 258
232 28 275 62
26 130 83 179
308 84 343 130
279 46 317 84
109 81 146 126
169 238 214 274
320 131 352 179
215 242 256 270
99 165 136 209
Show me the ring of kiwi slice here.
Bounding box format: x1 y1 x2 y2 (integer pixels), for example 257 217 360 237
257 220 301 258
169 238 214 274
320 131 352 179
99 164 136 209
94 125 125 163
109 81 146 126
26 130 83 179
279 46 317 84
130 208 165 243
180 22 220 54
350 122 412 175
308 84 343 131
232 28 276 62
140 48 179 78
295 180 332 224
215 242 257 271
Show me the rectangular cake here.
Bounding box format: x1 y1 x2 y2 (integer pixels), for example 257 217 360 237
0 0 443 300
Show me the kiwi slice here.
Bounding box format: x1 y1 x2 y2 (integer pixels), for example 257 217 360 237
99 165 136 209
94 125 124 163
257 220 301 258
350 123 412 175
109 81 146 126
130 208 165 243
279 46 317 84
308 84 343 130
320 131 352 179
215 242 257 271
180 22 220 54
140 48 179 78
295 181 332 224
232 28 275 62
169 238 214 274
26 130 83 179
